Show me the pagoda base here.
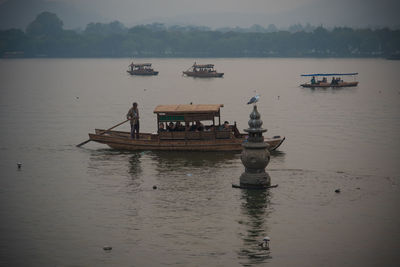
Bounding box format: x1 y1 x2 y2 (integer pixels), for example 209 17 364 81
239 171 271 189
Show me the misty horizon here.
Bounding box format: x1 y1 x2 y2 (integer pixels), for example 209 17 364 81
1 0 400 31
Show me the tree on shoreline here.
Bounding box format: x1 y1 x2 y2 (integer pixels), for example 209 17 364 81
26 12 64 37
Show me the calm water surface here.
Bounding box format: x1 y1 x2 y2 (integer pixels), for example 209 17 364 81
0 58 399 266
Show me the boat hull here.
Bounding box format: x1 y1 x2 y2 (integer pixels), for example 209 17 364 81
89 130 284 152
127 70 159 76
301 81 358 88
183 71 224 78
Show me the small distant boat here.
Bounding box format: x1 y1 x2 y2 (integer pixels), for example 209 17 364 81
127 63 159 76
300 73 358 88
183 63 224 78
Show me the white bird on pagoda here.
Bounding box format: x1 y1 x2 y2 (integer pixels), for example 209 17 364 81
247 94 260 105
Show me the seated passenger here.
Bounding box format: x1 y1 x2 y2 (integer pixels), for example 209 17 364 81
224 121 230 130
189 122 197 131
175 121 185 131
167 122 175 132
219 121 230 130
196 120 204 131
159 123 166 132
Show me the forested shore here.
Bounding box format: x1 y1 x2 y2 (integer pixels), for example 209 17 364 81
1 12 399 58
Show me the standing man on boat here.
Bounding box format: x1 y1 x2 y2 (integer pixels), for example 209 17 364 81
127 102 139 139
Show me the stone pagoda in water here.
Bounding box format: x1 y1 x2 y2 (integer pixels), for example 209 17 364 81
239 105 271 189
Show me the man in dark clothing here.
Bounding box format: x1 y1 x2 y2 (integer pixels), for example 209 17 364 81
127 102 139 139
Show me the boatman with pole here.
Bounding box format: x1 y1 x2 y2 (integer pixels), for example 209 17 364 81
127 102 140 139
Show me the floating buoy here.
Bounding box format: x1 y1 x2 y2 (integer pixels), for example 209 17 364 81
103 246 112 251
17 162 22 169
153 185 157 190
335 189 341 193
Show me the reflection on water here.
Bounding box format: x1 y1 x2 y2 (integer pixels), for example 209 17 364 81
128 152 142 176
269 150 285 157
238 188 272 266
149 150 238 166
86 148 243 197
87 149 144 185
148 150 238 174
269 150 286 165
304 86 358 93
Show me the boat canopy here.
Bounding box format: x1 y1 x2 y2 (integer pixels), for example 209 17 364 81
155 104 224 123
193 64 214 68
132 63 152 67
154 104 223 114
301 73 358 77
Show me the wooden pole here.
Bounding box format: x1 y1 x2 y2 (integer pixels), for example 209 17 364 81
76 119 129 147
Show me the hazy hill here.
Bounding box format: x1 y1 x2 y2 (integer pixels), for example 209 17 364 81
0 0 103 30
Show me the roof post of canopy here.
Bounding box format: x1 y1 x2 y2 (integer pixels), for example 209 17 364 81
156 113 160 134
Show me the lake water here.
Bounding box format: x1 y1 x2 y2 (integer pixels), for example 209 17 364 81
0 58 399 266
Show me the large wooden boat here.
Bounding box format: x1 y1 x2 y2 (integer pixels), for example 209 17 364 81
88 104 285 152
300 73 358 88
183 63 224 78
127 63 159 76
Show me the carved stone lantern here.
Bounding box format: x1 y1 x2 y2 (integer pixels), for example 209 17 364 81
239 105 271 189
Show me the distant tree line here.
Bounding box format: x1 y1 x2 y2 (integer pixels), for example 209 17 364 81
1 12 400 58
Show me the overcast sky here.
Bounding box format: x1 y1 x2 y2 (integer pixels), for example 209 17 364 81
60 0 400 28
1 0 400 29
75 0 312 16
